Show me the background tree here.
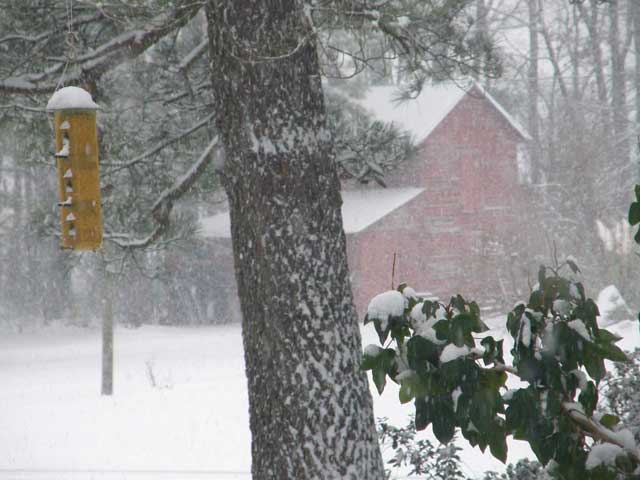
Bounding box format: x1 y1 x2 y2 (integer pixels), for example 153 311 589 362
458 0 640 308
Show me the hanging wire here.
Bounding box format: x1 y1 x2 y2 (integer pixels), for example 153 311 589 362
55 0 78 91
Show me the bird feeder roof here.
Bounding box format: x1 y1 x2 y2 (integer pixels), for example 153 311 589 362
47 86 99 111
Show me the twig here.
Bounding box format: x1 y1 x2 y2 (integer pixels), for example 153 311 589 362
391 252 397 289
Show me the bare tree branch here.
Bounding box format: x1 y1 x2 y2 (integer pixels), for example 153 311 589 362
107 135 219 249
563 403 640 462
176 38 208 72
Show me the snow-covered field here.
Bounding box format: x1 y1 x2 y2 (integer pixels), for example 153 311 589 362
1 316 638 479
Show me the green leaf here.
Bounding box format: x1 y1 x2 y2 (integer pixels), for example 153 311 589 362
399 379 414 403
545 390 563 417
470 387 503 433
452 294 466 313
432 397 456 444
506 311 519 338
540 353 563 391
578 381 598 416
469 301 489 333
598 342 628 363
584 298 600 322
635 227 640 245
373 317 390 344
398 372 428 403
615 452 634 474
415 397 431 430
480 369 508 390
505 387 536 433
450 313 475 347
433 319 450 343
371 349 396 394
596 329 622 343
461 419 480 447
389 317 411 344
495 339 505 364
488 421 508 463
361 347 381 370
440 358 479 391
516 357 542 383
599 414 620 430
469 301 480 320
584 355 606 384
528 290 543 310
372 364 387 394
481 336 497 365
407 335 440 370
629 202 640 226
636 184 640 202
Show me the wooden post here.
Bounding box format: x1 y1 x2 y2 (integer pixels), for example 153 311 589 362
102 270 114 396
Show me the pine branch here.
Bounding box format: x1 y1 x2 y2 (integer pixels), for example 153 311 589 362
107 135 219 249
0 1 203 95
104 112 215 173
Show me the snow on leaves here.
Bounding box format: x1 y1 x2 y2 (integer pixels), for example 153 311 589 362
362 263 638 479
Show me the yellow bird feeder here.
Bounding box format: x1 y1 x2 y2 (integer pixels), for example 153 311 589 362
47 86 103 250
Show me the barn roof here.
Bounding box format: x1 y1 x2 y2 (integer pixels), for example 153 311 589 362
200 187 423 239
359 81 531 142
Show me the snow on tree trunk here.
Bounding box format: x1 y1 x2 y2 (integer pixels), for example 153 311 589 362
205 2 385 478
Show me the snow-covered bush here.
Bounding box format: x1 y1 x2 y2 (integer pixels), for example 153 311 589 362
377 416 467 479
600 348 640 446
483 458 550 479
362 262 638 479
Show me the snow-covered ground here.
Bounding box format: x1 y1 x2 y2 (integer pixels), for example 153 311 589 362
1 316 637 479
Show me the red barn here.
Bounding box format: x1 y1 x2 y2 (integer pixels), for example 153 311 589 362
202 81 532 319
346 81 532 314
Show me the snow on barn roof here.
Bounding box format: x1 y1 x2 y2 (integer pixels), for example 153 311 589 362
200 187 423 238
341 187 423 232
359 81 530 142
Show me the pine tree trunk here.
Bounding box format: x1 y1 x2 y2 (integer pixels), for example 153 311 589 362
205 2 384 478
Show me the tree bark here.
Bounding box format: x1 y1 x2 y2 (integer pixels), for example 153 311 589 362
576 1 609 107
474 0 489 82
608 0 631 211
205 1 384 478
527 0 541 182
632 0 640 140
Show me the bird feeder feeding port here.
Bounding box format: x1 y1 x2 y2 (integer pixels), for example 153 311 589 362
47 86 103 250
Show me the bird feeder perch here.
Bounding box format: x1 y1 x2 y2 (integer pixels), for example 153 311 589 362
47 86 103 250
